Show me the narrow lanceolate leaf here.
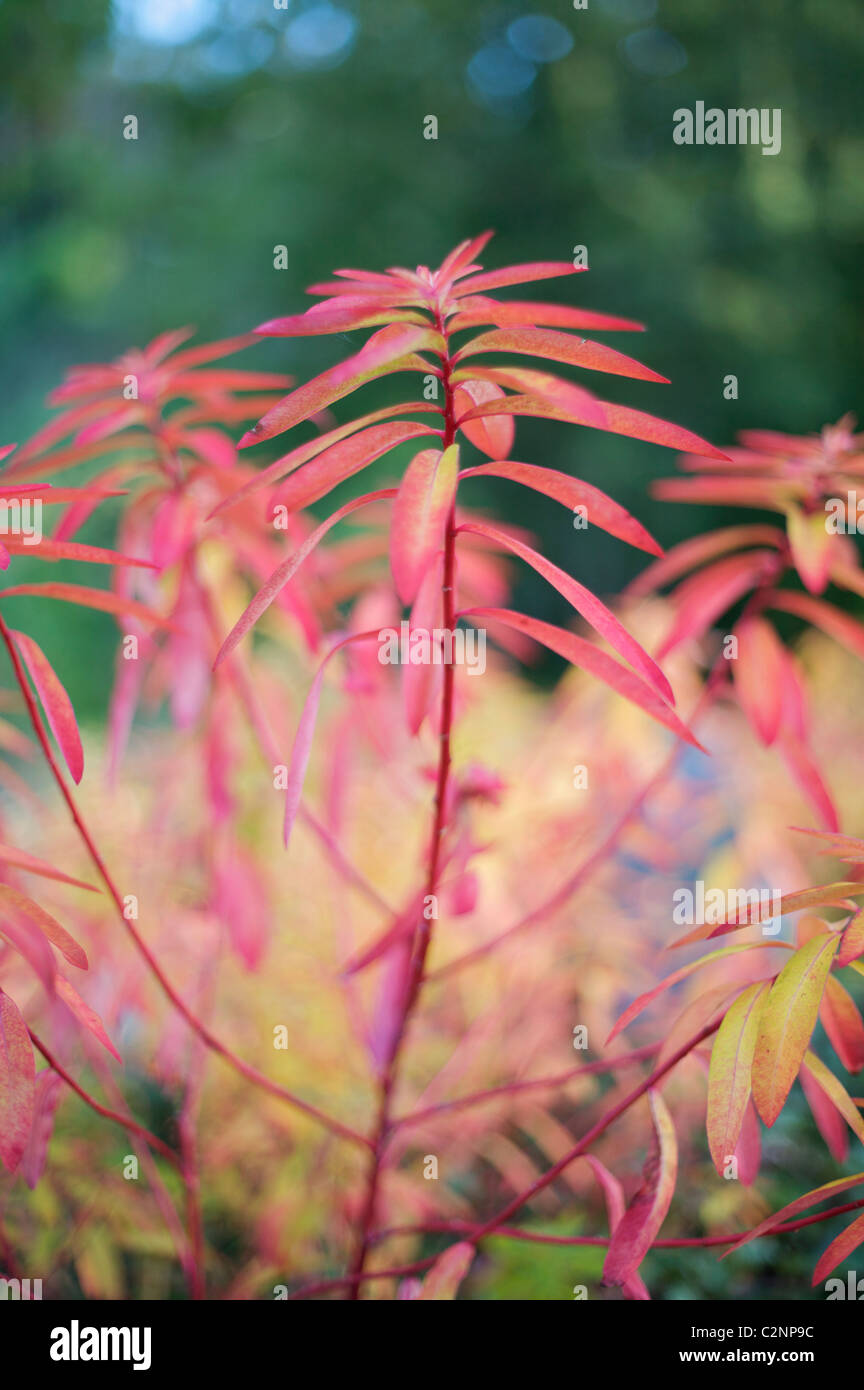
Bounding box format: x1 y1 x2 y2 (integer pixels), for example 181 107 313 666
458 522 673 703
457 390 727 460
0 914 56 994
0 884 87 970
254 300 429 337
55 977 121 1062
838 911 864 968
239 325 441 447
453 327 669 383
801 1049 864 1145
460 461 662 556
766 590 864 663
812 1209 864 1285
209 401 439 516
603 1090 677 1287
820 975 864 1073
732 616 786 746
12 631 84 784
452 381 514 459
418 1242 475 1300
801 1060 849 1162
449 296 644 334
671 883 864 948
605 942 791 1043
453 261 582 295
215 488 396 667
459 608 703 749
0 987 35 1173
725 1172 864 1258
707 983 769 1176
0 841 97 892
751 934 840 1126
263 420 437 513
0 584 173 627
390 445 459 604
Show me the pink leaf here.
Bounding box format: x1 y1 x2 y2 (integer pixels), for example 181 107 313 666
603 1089 677 1287
20 1069 63 1189
460 460 662 556
451 381 514 460
453 326 668 384
459 607 704 750
12 630 84 783
0 987 36 1173
55 977 121 1062
459 521 673 703
274 421 436 513
391 445 459 604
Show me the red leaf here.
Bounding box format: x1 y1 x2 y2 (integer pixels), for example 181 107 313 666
732 616 786 746
450 296 644 334
459 521 673 703
628 525 784 596
0 987 36 1173
0 841 97 892
800 1060 849 1163
453 262 582 295
603 1089 677 1288
391 445 459 604
239 325 441 447
255 300 428 337
274 421 436 513
820 974 864 1073
0 883 87 970
453 326 668 384
812 1209 864 1285
55 977 121 1062
451 381 514 460
210 402 439 516
459 607 704 749
460 460 662 556
0 583 174 627
12 631 84 783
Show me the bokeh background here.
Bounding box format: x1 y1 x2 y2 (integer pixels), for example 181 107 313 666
2 0 862 717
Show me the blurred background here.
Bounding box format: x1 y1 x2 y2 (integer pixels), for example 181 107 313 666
1 0 862 717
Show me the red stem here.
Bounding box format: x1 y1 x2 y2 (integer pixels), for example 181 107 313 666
346 303 459 1296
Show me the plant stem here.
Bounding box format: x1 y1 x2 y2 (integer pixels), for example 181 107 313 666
346 305 459 1296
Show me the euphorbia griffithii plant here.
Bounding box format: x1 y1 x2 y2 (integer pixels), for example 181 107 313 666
2 239 863 1302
